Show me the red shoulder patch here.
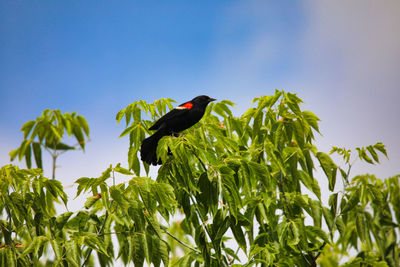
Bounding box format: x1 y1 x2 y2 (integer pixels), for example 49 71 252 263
179 102 193 109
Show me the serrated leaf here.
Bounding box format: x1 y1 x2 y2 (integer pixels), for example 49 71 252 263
151 182 176 211
83 234 109 256
316 152 337 191
373 142 387 158
144 212 162 238
21 236 48 257
356 211 365 242
302 110 320 133
298 170 321 200
56 212 73 229
341 189 360 213
84 195 101 209
110 186 130 210
305 225 330 244
366 145 379 163
44 179 68 206
132 234 145 267
5 247 17 267
159 240 169 267
50 239 63 260
287 220 300 248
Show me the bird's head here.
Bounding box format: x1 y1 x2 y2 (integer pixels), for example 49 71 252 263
191 95 216 106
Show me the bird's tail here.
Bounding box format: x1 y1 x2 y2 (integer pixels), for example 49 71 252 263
140 130 165 165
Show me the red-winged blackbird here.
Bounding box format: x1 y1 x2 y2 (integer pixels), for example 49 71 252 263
140 95 216 165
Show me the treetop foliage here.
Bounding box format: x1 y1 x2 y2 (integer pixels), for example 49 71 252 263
2 90 399 266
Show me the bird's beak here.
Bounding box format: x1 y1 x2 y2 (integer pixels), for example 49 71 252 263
209 97 216 102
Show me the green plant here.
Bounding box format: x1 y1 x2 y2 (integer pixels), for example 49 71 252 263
1 90 398 266
9 109 90 179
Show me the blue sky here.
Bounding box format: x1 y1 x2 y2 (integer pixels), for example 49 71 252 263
1 1 399 187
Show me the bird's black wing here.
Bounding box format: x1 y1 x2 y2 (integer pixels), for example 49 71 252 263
148 101 192 131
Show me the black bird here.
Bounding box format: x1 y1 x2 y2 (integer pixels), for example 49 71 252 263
140 95 216 165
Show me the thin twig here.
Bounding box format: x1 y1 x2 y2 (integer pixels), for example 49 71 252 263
160 226 201 254
98 231 145 237
189 146 207 172
52 141 57 179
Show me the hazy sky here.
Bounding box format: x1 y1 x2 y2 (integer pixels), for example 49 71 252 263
1 1 399 190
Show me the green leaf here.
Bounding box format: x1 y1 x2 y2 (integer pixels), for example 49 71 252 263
24 142 32 169
298 170 321 200
9 148 19 161
77 115 90 136
50 239 63 261
341 188 360 214
56 211 73 229
132 233 145 267
249 244 265 261
277 221 289 247
230 216 246 253
159 240 169 267
302 110 320 133
305 225 330 244
128 145 136 171
151 182 176 212
373 142 388 158
114 164 133 175
329 193 338 215
21 120 36 139
213 216 230 242
50 142 75 150
366 145 379 163
119 125 136 138
18 140 31 161
110 186 130 210
287 220 300 248
84 195 101 209
292 120 304 148
72 124 85 149
144 212 163 238
44 179 68 206
65 243 80 266
32 142 43 169
116 108 125 124
83 234 109 256
356 147 374 164
316 152 337 191
50 124 63 141
223 247 240 262
21 236 48 257
4 247 17 267
356 211 365 242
